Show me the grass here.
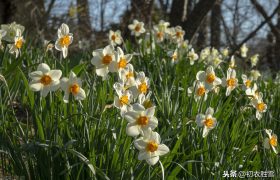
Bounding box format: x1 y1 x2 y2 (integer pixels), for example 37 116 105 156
0 33 279 179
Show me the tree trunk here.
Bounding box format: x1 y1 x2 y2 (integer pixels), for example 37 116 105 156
77 0 92 37
169 0 188 26
196 17 208 50
275 0 280 71
0 0 16 24
210 0 221 48
183 0 217 42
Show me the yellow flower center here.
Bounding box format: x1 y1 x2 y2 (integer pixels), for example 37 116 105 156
196 86 205 96
269 135 277 147
111 34 116 41
40 75 52 86
256 102 266 112
126 72 134 79
102 55 112 65
176 31 183 38
69 83 80 95
172 54 177 61
227 78 236 87
138 82 148 94
157 32 164 39
146 141 158 152
137 116 148 126
204 118 214 128
119 95 129 106
135 25 141 32
206 73 215 84
59 35 71 47
118 58 127 69
15 39 23 49
245 80 251 88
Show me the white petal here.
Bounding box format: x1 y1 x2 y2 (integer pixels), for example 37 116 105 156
196 71 205 81
156 144 170 156
37 63 50 73
108 61 118 73
49 70 62 81
132 103 145 111
196 114 205 127
96 67 109 78
124 111 139 123
29 82 42 91
205 107 214 116
50 80 60 91
146 156 159 166
75 88 86 100
126 123 140 137
62 46 68 58
148 117 158 129
138 151 150 160
60 78 69 91
144 106 155 117
202 126 210 138
29 71 43 81
41 87 50 97
61 23 69 35
63 91 70 103
134 139 146 150
263 138 270 149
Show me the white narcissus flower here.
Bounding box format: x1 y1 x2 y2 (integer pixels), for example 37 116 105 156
130 72 150 97
168 49 178 64
153 27 165 43
263 129 278 154
109 47 132 72
55 23 73 58
173 26 185 43
91 45 116 80
250 70 261 81
134 128 169 166
221 48 229 57
250 54 259 67
1 22 25 42
109 30 122 46
200 47 210 62
246 83 261 100
196 66 222 91
188 81 209 102
240 44 248 58
60 71 86 103
138 92 154 109
188 48 198 65
124 104 158 137
156 20 170 32
222 68 238 96
128 20 145 37
9 29 24 58
113 81 133 116
29 63 62 97
241 74 253 91
251 93 267 120
196 107 217 138
119 64 136 87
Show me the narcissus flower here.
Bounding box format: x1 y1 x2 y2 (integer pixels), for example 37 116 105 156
155 20 170 32
119 64 136 87
153 27 165 43
263 129 278 154
134 128 169 165
196 107 217 137
109 47 132 72
91 45 116 80
1 22 24 42
130 72 150 97
109 30 122 46
240 44 248 58
128 20 145 37
241 74 253 91
246 83 260 99
29 63 62 97
9 29 24 58
250 70 261 81
250 54 259 67
60 71 86 103
138 92 154 109
55 23 73 58
196 66 222 91
188 48 198 65
168 49 178 64
222 68 238 96
113 81 133 116
251 93 267 120
188 81 209 102
124 104 158 137
169 26 185 43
